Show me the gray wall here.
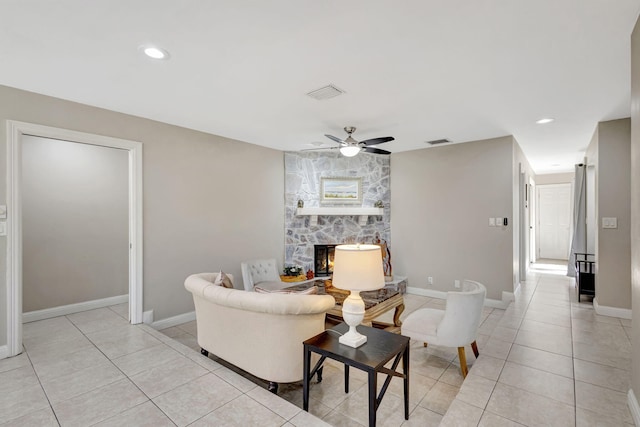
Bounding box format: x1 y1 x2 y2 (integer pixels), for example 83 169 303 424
585 118 632 310
0 84 284 346
629 15 640 405
391 136 515 301
22 135 128 312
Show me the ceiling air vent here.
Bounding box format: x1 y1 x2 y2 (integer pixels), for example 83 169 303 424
306 84 345 100
426 138 451 145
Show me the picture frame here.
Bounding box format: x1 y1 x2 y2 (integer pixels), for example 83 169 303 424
320 177 363 205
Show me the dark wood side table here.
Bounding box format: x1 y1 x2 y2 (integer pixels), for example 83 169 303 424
303 323 410 427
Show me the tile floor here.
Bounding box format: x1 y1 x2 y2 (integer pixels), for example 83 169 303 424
0 263 634 426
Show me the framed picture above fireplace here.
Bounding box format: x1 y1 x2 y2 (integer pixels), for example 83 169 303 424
320 177 362 205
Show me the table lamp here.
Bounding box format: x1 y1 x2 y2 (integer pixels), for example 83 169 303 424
332 244 385 347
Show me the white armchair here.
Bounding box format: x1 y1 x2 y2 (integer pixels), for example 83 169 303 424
401 280 486 378
240 258 285 291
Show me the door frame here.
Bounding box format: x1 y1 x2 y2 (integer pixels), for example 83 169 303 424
6 121 143 358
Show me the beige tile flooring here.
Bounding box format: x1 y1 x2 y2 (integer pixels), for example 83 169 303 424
0 264 634 426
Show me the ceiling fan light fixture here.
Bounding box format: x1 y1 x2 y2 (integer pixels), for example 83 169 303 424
340 146 361 157
141 45 170 60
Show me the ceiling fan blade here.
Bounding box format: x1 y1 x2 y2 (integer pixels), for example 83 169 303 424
325 134 344 144
363 147 391 155
360 136 395 146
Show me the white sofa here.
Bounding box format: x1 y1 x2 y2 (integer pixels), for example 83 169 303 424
184 272 335 393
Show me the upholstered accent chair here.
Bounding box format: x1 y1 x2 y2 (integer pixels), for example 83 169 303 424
240 258 285 291
401 280 486 378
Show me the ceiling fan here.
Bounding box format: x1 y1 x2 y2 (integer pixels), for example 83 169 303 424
307 127 394 156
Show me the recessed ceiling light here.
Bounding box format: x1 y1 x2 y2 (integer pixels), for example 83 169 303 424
536 118 555 124
141 45 170 60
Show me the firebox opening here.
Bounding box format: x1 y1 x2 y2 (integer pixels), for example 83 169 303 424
314 244 336 277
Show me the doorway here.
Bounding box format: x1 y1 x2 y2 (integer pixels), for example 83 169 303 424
529 177 536 264
537 183 572 260
5 121 143 358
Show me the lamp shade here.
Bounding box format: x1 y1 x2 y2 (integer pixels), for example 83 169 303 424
332 244 385 291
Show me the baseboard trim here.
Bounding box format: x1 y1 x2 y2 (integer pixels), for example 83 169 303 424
593 298 632 320
150 311 196 331
628 389 640 426
0 345 8 360
23 294 129 323
406 287 511 309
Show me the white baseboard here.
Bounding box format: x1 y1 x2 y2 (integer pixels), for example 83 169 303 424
594 298 632 320
406 287 511 309
629 389 640 426
150 311 196 331
0 345 8 360
143 310 154 324
23 294 129 323
407 287 447 299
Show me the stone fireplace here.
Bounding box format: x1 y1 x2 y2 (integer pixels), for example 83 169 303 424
284 151 391 272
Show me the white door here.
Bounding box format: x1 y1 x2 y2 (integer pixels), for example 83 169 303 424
538 184 572 260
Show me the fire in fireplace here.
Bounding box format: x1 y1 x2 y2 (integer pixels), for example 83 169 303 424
314 244 336 277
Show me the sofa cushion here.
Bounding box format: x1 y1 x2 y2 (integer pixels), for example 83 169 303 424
254 285 318 295
213 271 234 288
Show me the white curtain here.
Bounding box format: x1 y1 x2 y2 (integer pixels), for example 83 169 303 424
567 164 586 277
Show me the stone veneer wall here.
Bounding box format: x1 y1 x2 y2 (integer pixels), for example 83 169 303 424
284 151 391 271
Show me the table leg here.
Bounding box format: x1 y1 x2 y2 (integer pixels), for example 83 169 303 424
368 370 377 427
403 344 410 420
303 346 311 411
393 303 405 327
344 365 350 393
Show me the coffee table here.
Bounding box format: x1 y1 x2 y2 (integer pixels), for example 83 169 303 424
284 280 405 332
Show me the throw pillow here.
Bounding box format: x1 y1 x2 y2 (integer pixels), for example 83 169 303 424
213 271 234 288
254 285 318 295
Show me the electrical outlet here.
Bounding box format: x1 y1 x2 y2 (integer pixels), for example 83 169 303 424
454 280 461 289
428 276 433 285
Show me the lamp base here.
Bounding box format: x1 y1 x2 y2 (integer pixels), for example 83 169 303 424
339 328 367 348
339 291 367 348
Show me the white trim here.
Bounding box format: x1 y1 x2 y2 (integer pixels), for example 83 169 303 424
0 345 8 360
406 287 511 309
407 287 447 299
22 295 128 323
6 121 144 357
150 311 196 331
629 389 640 426
593 297 632 320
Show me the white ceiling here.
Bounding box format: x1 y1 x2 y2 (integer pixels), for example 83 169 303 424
2 1 639 174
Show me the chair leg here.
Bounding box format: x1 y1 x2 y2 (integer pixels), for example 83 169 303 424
471 341 479 358
458 347 468 378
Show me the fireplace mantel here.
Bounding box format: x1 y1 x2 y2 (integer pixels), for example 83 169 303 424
296 207 384 226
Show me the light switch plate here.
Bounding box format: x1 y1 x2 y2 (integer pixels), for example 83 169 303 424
0 205 6 219
489 217 496 226
0 222 7 236
602 217 618 229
